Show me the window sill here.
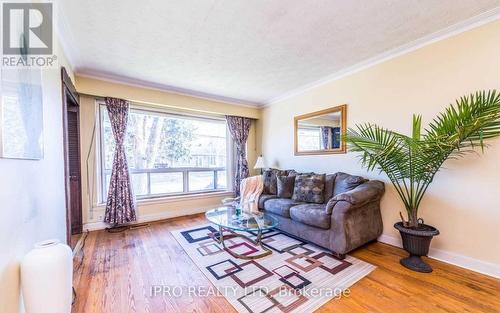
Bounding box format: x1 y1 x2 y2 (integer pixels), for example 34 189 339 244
94 190 235 209
137 190 235 205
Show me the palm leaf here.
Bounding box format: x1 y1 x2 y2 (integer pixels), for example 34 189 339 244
346 90 500 227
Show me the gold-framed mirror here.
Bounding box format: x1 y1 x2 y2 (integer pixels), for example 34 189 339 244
294 104 347 155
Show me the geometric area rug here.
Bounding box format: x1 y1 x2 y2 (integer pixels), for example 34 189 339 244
171 224 375 313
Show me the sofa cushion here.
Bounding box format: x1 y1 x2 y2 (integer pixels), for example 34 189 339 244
263 198 304 218
277 175 295 198
292 174 326 204
333 172 367 196
323 173 337 201
258 194 277 209
290 204 331 229
263 168 287 194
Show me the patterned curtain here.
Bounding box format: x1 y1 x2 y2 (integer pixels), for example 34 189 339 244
332 127 341 149
320 127 330 149
226 115 252 196
104 97 137 225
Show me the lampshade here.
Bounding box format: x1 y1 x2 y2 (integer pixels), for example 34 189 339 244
254 156 265 169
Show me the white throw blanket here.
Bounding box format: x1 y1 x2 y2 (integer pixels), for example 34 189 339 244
239 175 264 214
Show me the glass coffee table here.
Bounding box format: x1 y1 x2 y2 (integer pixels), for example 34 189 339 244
205 206 278 260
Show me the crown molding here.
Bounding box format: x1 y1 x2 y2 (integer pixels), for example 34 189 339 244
262 7 500 107
75 70 263 108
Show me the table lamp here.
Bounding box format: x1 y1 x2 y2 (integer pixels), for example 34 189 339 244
254 156 265 175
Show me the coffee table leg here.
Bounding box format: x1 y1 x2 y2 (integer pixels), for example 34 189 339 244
218 225 224 243
215 226 272 260
255 227 263 244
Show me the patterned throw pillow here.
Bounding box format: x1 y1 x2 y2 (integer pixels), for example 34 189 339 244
263 168 287 194
277 175 296 198
286 169 298 177
292 174 326 204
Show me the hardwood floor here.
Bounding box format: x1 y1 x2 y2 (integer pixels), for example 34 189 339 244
72 214 500 313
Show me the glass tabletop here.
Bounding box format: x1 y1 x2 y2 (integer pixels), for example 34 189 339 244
205 206 278 232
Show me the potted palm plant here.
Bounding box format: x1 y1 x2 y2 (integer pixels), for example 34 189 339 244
346 90 500 273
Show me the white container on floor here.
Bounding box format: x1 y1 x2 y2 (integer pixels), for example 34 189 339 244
21 239 73 313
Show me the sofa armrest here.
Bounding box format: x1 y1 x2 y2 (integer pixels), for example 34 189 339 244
326 180 385 214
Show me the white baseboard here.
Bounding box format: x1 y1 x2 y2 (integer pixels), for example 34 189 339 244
378 234 500 279
83 205 219 232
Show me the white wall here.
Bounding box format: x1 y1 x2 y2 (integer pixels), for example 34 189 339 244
0 39 73 312
260 20 500 276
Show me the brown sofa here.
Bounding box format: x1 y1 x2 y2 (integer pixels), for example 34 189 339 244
258 171 385 258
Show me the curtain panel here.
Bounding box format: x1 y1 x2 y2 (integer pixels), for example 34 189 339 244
332 127 341 149
226 115 252 196
320 127 330 149
104 97 137 225
320 126 341 149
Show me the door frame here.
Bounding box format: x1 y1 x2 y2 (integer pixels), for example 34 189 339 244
61 67 82 244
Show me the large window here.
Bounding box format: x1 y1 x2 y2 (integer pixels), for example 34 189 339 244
99 104 231 201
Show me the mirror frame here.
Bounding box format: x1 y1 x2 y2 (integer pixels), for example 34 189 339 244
294 104 347 156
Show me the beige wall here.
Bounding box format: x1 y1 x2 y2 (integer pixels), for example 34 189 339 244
0 40 74 311
76 77 261 227
260 20 500 267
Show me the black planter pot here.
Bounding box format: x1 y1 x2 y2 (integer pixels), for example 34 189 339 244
394 222 440 273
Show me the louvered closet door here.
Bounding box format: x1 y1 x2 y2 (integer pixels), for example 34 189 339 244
68 110 83 234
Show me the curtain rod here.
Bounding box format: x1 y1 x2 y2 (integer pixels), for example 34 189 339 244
79 92 104 101
78 92 164 107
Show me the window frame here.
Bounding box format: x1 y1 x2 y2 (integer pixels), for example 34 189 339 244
97 102 234 203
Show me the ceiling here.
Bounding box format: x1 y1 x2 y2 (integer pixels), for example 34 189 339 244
58 0 500 106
